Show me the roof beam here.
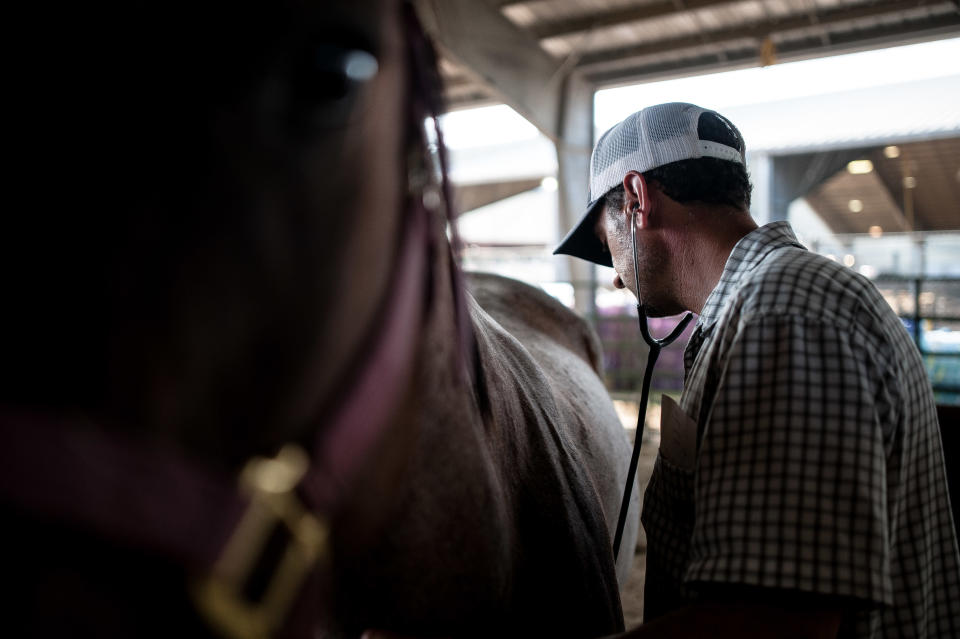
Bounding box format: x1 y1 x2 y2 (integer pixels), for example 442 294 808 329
532 0 736 40
583 16 960 85
492 0 537 8
576 0 956 71
454 178 545 213
415 0 564 139
444 87 498 111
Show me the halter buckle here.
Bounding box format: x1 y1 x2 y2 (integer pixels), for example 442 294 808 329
192 445 328 639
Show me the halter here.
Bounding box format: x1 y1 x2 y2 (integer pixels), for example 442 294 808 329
0 4 469 637
0 187 430 635
611 207 694 559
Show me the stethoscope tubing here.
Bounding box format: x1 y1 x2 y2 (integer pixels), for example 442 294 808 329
612 209 694 560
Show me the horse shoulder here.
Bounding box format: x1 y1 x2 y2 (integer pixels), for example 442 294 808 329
465 271 640 592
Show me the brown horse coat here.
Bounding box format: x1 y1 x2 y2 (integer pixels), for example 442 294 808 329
466 272 640 588
4 2 639 635
329 267 638 637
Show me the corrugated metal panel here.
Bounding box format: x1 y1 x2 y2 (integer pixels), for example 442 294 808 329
726 76 960 153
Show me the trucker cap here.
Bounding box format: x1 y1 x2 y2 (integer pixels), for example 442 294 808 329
553 102 746 267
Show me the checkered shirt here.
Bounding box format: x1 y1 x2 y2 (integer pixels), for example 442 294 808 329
640 221 960 637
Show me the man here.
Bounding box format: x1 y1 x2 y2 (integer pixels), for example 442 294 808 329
554 102 960 637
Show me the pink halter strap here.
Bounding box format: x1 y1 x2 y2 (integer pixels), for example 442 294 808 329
301 194 429 512
0 194 432 637
0 4 470 636
0 409 247 570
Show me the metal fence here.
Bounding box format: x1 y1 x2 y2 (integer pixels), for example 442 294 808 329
874 276 960 404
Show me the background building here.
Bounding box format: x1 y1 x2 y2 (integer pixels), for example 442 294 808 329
417 0 960 405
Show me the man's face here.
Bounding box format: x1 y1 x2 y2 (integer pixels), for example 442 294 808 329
593 203 683 317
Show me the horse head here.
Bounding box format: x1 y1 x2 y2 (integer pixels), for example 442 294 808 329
3 2 637 636
3 0 469 634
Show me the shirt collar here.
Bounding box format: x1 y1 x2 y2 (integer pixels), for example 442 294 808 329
697 221 805 330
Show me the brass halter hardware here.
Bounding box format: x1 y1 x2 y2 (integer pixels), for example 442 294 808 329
191 445 329 639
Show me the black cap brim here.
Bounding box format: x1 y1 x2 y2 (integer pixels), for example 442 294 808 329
552 198 612 267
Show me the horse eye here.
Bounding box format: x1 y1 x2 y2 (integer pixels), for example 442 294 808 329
339 49 378 83
306 44 378 102
280 41 379 134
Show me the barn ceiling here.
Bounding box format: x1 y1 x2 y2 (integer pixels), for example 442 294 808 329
436 0 960 109
420 0 960 234
806 137 960 233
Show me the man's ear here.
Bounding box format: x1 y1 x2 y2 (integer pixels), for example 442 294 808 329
622 171 652 229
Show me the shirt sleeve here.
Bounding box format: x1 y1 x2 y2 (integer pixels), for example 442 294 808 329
684 312 895 606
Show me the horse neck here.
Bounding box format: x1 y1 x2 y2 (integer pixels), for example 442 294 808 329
326 228 625 634
325 226 526 633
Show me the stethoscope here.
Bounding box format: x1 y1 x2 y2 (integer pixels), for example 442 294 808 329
611 206 694 560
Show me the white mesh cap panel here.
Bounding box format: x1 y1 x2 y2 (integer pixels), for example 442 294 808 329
556 102 746 266
588 102 745 205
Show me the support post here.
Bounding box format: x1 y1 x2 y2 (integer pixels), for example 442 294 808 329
748 151 773 225
555 72 597 318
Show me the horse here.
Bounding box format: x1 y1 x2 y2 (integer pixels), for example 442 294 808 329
326 268 640 635
465 270 639 590
2 1 638 636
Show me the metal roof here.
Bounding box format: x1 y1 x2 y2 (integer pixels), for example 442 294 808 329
722 75 960 153
805 136 960 233
434 0 960 109
423 1 960 235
